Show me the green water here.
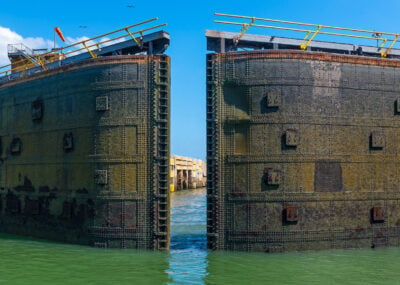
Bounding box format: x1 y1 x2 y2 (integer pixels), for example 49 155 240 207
1 188 400 284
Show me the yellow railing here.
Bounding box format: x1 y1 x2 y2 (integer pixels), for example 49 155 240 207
0 18 167 78
214 13 399 57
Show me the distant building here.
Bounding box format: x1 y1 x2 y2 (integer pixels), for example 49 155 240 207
170 155 206 191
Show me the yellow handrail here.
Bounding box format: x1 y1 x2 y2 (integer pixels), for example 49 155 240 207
381 34 400 57
61 24 166 58
214 13 398 57
0 18 167 78
301 25 321 50
233 17 255 46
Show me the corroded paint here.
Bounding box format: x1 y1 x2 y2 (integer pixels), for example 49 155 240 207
207 50 400 252
0 55 170 249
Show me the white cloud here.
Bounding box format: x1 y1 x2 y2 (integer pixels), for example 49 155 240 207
66 35 90 45
0 26 130 69
0 27 22 66
99 36 125 47
64 36 92 56
0 26 53 66
64 36 125 56
66 36 124 48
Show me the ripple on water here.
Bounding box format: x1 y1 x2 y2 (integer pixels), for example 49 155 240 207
2 188 400 285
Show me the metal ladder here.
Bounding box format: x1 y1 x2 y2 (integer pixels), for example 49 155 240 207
152 55 170 250
8 43 48 70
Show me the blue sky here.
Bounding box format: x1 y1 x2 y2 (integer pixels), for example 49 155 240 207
2 0 400 160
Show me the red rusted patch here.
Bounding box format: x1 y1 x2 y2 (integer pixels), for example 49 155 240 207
241 204 252 210
125 226 138 230
355 226 364 233
372 206 385 223
283 205 298 224
232 190 246 195
219 50 400 68
372 236 388 248
286 206 298 222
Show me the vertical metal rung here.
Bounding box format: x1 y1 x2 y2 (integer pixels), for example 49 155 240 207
233 17 255 46
300 25 322 50
125 28 143 48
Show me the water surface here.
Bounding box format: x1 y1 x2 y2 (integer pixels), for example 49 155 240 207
1 188 400 284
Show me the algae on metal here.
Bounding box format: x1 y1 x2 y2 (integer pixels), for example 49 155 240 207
207 45 400 252
0 55 170 249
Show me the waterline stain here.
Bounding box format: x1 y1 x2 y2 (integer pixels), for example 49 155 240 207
1 188 400 284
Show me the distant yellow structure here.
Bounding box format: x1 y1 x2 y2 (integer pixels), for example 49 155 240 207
170 155 206 192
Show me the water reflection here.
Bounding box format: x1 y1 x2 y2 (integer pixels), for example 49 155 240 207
0 188 210 285
205 248 400 285
167 188 400 285
2 187 400 284
0 234 170 284
168 188 208 284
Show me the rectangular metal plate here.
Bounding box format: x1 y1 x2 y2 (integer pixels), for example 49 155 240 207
284 205 298 222
266 91 281 108
372 206 384 222
96 96 109 111
95 170 108 185
371 131 385 148
285 129 299 146
267 169 281 185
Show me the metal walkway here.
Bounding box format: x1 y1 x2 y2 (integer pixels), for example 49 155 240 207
206 29 400 58
211 13 400 58
0 18 169 84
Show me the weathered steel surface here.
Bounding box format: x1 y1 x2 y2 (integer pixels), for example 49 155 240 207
207 49 400 252
206 30 400 58
0 55 170 249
